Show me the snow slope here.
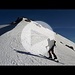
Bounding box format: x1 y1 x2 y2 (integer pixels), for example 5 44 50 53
0 17 75 65
21 20 55 55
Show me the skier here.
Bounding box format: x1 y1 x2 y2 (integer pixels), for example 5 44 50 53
46 38 58 61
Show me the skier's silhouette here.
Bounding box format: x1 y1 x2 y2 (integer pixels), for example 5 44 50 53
46 38 57 60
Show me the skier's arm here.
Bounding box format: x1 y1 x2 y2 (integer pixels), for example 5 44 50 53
46 45 49 48
54 44 56 47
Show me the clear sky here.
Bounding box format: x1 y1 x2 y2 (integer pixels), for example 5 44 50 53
0 9 75 43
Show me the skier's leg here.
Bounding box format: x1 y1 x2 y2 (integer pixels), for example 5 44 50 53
52 50 57 59
48 50 52 59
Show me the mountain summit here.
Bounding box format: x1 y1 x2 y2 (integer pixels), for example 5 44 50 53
0 17 75 65
10 17 31 24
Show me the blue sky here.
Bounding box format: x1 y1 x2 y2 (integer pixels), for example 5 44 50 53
0 10 75 43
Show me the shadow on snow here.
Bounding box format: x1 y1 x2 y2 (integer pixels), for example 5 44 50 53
14 49 41 58
0 24 17 36
14 49 65 65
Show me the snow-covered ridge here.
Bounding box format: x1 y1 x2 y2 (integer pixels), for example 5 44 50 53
55 33 75 50
0 17 75 65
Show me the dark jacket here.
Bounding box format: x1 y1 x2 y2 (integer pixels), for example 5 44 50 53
50 42 56 50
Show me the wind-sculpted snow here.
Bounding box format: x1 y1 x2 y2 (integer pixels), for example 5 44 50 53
0 18 75 65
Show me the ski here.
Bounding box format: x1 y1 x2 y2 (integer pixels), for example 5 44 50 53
39 54 64 64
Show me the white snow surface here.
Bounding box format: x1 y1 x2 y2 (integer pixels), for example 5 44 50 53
0 18 75 65
21 21 55 55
